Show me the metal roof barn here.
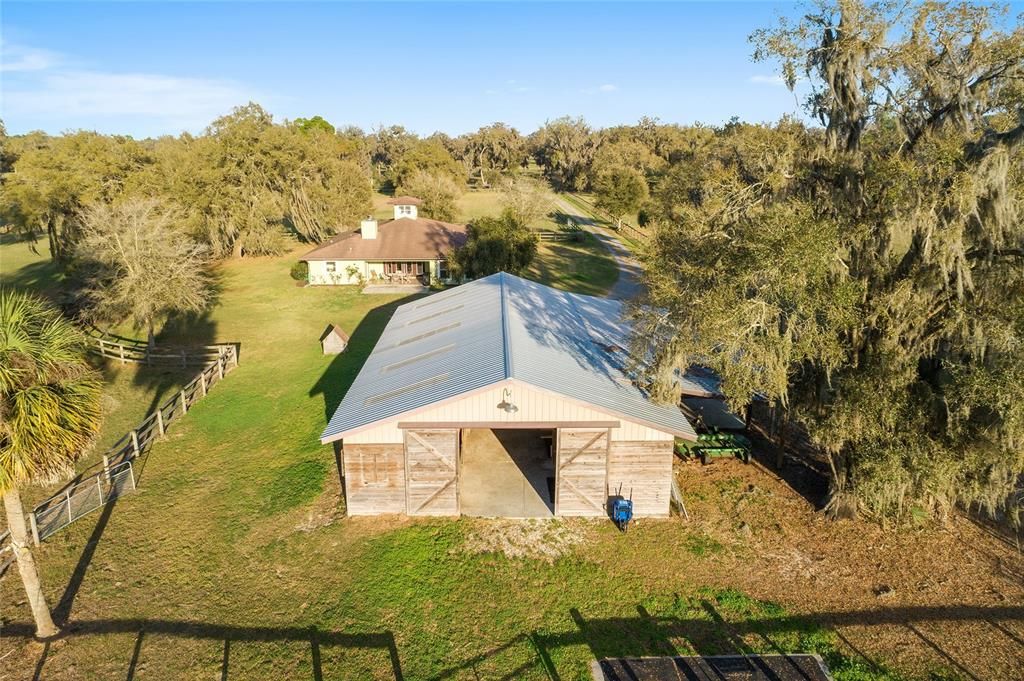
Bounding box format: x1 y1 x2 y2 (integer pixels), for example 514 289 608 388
324 272 696 518
322 272 696 443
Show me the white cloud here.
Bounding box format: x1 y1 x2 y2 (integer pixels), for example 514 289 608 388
581 83 619 95
1 42 263 134
1 42 60 72
749 74 786 86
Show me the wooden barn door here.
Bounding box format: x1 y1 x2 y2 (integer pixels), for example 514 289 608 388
555 428 609 517
404 429 460 516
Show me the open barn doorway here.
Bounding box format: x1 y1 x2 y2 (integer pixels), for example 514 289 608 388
460 428 555 517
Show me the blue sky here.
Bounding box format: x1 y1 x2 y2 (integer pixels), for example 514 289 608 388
3 2 815 138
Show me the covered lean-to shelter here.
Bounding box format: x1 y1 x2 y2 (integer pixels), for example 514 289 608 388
321 272 696 518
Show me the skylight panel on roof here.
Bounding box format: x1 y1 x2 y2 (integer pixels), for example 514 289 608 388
382 344 455 373
387 321 461 349
406 304 464 326
414 288 468 309
364 373 449 406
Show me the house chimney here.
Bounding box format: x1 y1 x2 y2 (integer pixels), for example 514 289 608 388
361 217 378 240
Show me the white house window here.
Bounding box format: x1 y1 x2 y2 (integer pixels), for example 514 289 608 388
326 262 336 272
399 205 413 216
438 259 450 281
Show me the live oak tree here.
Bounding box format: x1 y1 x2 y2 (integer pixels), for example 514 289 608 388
530 116 597 191
293 115 335 135
633 0 1023 524
77 199 212 349
369 125 417 187
461 123 527 184
127 104 372 255
449 211 539 280
389 138 463 191
1 132 147 263
281 127 373 244
0 290 102 638
593 166 649 230
397 170 462 223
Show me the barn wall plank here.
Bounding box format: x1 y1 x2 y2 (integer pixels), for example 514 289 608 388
607 440 673 517
342 444 406 515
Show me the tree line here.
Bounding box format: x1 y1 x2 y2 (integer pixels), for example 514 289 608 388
0 107 709 262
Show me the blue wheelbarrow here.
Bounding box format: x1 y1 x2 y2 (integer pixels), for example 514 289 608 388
610 487 634 533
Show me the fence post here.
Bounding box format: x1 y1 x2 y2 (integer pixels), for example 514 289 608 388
131 430 140 457
232 345 238 366
218 355 225 380
180 389 188 415
181 349 187 368
29 513 40 546
200 371 208 397
65 489 73 524
128 461 137 491
96 476 104 505
119 343 126 365
103 454 111 482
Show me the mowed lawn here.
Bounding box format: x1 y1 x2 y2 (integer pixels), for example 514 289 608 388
2 245 891 680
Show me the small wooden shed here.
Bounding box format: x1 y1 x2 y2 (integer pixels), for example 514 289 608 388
320 273 698 519
320 324 349 355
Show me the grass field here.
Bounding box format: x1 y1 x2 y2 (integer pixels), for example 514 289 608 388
5 232 1017 680
527 232 621 298
0 241 911 681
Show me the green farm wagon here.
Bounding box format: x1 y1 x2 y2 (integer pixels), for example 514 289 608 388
675 431 752 465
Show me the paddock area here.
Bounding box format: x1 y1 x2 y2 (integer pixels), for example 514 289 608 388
460 428 554 518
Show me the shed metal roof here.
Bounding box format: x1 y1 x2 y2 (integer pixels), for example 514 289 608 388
321 272 697 442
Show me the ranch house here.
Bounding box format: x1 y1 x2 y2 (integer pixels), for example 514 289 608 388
301 197 467 286
320 272 698 518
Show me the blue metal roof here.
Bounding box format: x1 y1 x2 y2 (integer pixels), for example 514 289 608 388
321 272 696 442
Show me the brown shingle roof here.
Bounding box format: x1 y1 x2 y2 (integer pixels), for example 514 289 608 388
301 218 467 261
387 196 423 206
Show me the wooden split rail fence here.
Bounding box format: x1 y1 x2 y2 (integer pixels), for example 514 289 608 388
24 335 239 545
85 325 231 367
538 230 584 243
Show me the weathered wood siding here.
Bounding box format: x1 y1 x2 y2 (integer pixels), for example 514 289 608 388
405 429 459 516
342 444 406 515
555 428 609 517
607 440 673 517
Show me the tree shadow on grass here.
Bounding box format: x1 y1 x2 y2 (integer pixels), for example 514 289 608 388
19 619 404 681
10 602 1024 680
431 603 1024 681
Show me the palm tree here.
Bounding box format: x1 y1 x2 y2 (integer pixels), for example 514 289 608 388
1 289 102 638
